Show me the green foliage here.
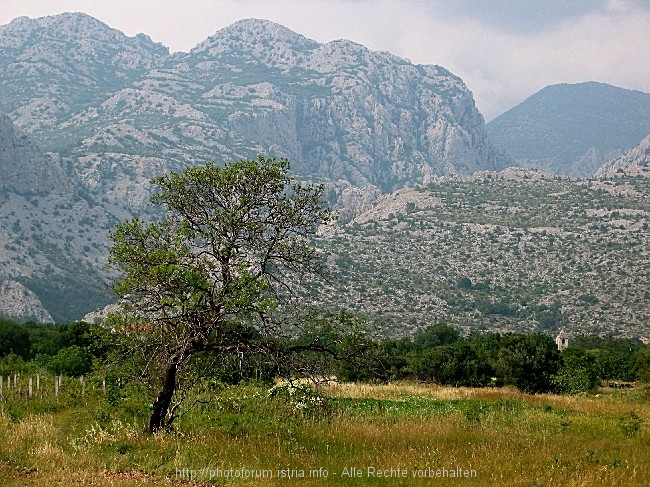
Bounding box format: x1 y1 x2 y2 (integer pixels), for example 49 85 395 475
109 157 329 325
572 334 642 382
335 336 411 383
552 348 600 394
493 333 560 393
618 410 644 437
0 318 31 359
411 343 493 387
47 345 94 376
0 353 40 375
636 348 650 383
414 323 461 350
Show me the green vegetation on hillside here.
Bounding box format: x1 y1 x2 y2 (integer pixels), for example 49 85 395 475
317 175 650 338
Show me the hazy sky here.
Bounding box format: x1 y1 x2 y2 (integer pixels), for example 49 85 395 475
1 0 649 120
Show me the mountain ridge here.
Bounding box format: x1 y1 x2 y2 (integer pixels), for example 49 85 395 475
1 13 646 332
486 82 650 177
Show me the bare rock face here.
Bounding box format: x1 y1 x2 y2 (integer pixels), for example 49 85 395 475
0 113 67 194
186 20 506 191
595 135 650 178
0 13 168 132
0 279 53 323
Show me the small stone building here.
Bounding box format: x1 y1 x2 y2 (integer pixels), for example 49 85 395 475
555 330 569 350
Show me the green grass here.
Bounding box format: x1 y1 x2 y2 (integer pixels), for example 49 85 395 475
0 380 648 486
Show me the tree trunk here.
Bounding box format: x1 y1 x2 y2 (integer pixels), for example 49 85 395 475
148 361 178 434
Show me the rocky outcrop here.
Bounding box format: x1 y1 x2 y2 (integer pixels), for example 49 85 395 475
595 135 650 178
0 113 67 194
0 279 53 322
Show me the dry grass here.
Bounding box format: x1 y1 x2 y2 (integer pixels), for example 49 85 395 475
0 381 648 486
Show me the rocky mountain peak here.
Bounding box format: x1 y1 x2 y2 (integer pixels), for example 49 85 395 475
190 18 319 63
1 12 168 56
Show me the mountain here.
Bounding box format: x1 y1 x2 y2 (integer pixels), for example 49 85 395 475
4 13 645 332
486 82 650 177
595 134 650 178
0 13 511 322
0 15 506 212
0 13 168 135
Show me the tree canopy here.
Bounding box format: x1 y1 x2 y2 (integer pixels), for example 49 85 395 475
108 157 332 432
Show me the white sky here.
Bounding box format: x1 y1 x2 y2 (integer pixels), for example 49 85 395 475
1 0 649 121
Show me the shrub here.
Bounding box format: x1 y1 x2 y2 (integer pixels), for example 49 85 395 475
48 345 94 376
552 349 599 394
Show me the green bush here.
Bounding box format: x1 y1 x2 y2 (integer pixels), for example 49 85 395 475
552 349 600 394
48 345 94 376
0 318 31 359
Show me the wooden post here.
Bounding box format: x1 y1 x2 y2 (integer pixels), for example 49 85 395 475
102 377 106 390
80 376 85 396
55 376 59 399
0 376 3 397
37 374 40 390
28 377 33 398
14 373 18 389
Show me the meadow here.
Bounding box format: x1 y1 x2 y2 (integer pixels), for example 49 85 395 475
0 376 648 486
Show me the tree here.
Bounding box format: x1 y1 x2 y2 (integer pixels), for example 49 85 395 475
636 348 650 383
493 333 560 393
48 345 94 377
108 157 331 433
551 348 599 394
0 318 31 360
411 343 493 387
414 323 461 350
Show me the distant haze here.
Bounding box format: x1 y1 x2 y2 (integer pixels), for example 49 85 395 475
1 0 649 120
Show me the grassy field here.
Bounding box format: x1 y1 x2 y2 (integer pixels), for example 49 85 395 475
0 379 648 486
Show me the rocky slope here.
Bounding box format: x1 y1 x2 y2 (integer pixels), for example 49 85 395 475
314 172 650 339
596 134 650 178
486 82 650 177
0 113 115 322
0 13 168 134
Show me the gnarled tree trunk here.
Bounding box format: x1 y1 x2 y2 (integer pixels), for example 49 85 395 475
148 360 178 434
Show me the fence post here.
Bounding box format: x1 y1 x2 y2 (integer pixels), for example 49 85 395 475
80 376 85 396
0 376 3 397
28 377 33 399
14 373 18 389
55 376 59 399
37 374 40 391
